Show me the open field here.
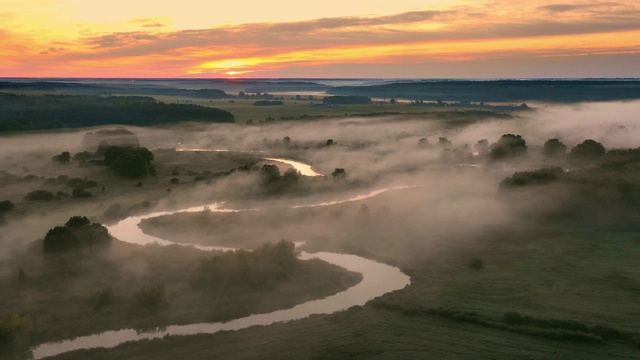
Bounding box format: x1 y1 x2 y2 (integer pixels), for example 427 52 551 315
47 222 640 359
2 98 640 359
148 96 514 125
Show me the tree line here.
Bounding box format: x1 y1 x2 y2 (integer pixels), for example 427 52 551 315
0 93 234 132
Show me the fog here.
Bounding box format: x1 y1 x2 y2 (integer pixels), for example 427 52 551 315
3 99 640 359
2 100 640 257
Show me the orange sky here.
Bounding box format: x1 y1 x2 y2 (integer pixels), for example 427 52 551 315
1 0 639 78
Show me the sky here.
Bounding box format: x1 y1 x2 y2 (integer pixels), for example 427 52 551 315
1 0 640 78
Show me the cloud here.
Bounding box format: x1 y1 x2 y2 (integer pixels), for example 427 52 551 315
3 0 640 77
539 2 621 13
128 17 167 28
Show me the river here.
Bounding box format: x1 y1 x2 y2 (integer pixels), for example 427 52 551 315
31 157 411 359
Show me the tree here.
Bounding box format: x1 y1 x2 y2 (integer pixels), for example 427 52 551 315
474 139 489 156
0 200 14 212
260 164 281 183
73 151 93 161
543 138 567 158
104 146 154 178
568 139 606 161
281 168 299 185
72 188 92 198
322 95 371 105
438 137 452 148
468 258 484 270
0 314 33 345
331 168 346 180
499 167 564 189
43 226 79 252
52 151 71 164
283 136 291 146
43 216 112 252
418 138 430 148
25 190 54 201
489 134 527 160
65 216 90 228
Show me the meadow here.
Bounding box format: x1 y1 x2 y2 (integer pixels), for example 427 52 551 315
2 87 640 360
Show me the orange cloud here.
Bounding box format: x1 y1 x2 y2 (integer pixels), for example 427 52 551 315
2 0 640 77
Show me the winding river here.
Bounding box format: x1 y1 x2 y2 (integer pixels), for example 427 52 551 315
31 157 411 359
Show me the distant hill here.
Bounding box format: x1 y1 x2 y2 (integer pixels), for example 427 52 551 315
327 80 640 103
0 93 234 132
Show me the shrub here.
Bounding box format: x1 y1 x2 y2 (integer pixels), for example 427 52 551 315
0 314 33 344
468 258 484 270
331 168 346 180
499 167 564 188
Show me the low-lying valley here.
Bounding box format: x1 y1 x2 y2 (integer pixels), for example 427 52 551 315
1 82 640 360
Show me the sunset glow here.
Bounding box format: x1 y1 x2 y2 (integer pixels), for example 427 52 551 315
2 0 639 78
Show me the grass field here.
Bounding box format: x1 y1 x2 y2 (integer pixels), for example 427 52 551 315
3 107 640 359
45 226 640 360
148 96 505 124
46 184 640 359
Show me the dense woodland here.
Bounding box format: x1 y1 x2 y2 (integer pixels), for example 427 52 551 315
0 93 234 132
0 82 229 99
328 80 640 102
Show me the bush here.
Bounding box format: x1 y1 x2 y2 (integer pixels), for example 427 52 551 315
0 200 14 212
499 167 564 188
331 168 346 180
0 314 33 344
67 178 98 189
468 258 484 270
25 190 54 201
196 240 298 289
